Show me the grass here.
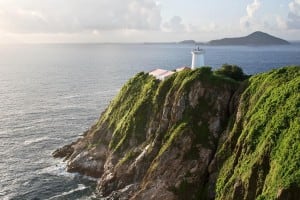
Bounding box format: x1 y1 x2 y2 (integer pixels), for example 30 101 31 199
215 66 300 199
79 65 299 199
98 72 159 152
97 67 239 154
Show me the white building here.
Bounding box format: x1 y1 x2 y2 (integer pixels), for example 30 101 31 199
149 68 175 80
191 47 205 70
149 48 205 80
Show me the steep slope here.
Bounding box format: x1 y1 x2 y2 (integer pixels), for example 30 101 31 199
208 31 290 46
212 66 300 199
53 68 239 199
53 66 300 199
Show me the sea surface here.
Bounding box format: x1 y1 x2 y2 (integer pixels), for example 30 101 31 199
0 43 300 199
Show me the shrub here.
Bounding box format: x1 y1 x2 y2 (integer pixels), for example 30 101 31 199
215 64 247 81
199 66 212 74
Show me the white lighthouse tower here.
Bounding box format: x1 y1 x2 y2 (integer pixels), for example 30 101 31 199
191 47 205 70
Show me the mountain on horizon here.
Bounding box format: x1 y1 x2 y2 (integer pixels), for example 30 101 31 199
208 31 290 46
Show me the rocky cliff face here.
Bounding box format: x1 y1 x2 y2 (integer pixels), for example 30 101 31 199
53 66 300 200
211 66 300 200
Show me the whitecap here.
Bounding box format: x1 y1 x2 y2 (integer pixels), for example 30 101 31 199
38 161 76 178
46 184 87 200
23 136 50 145
62 94 85 99
81 175 98 182
23 136 49 145
38 160 98 181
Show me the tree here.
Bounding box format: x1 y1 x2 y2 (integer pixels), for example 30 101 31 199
215 64 247 81
200 66 212 74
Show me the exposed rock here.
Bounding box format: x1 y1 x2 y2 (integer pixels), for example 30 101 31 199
52 143 74 159
53 66 300 200
276 184 300 200
212 66 300 200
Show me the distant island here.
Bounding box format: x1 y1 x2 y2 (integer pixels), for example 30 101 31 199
208 31 290 46
178 40 196 44
150 31 290 46
178 40 205 45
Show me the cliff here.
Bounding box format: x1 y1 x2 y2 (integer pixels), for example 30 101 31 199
212 66 300 199
208 31 290 46
53 66 300 199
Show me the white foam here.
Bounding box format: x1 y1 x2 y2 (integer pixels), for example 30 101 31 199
1 192 14 200
38 160 76 178
23 136 50 145
81 175 98 182
22 181 30 186
38 159 99 181
47 184 87 200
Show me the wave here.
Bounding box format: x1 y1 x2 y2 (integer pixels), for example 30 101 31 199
23 136 50 145
23 135 63 146
39 161 98 182
38 161 75 178
46 184 87 200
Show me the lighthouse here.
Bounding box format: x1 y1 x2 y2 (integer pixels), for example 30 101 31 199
191 47 205 70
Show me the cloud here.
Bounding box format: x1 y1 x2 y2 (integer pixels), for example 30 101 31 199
246 0 261 18
289 0 300 15
162 16 218 34
162 16 185 32
276 16 288 30
0 0 162 33
240 0 261 29
287 0 300 29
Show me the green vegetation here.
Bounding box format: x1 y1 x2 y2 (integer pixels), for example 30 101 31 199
84 65 299 199
215 66 300 199
215 64 248 81
95 66 239 162
117 149 139 166
98 72 159 152
157 122 188 158
152 67 238 157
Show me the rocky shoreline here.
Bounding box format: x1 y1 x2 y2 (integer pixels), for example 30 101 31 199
54 66 300 200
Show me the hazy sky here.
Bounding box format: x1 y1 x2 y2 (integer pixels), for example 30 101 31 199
0 0 299 43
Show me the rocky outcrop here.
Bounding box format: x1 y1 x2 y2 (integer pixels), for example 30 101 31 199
54 66 300 200
54 68 238 199
211 66 300 200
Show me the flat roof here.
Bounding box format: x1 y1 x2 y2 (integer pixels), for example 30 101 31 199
149 69 168 76
149 68 175 80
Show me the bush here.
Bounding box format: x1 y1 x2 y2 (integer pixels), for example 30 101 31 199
199 66 212 74
215 64 247 81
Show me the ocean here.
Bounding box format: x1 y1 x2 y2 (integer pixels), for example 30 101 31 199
0 43 300 199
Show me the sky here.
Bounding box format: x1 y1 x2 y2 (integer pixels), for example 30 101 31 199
0 0 299 43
